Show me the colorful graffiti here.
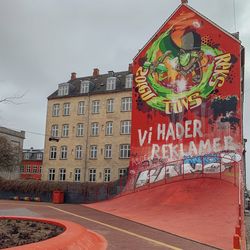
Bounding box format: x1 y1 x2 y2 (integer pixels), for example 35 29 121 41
130 4 242 188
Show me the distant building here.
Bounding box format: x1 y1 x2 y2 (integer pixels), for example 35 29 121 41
20 148 43 180
42 66 132 182
0 127 25 179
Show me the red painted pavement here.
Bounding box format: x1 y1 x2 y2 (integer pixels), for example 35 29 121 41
86 178 238 250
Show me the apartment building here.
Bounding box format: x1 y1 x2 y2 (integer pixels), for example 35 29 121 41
21 148 43 180
42 66 132 182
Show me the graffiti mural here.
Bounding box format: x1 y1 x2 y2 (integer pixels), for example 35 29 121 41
130 4 242 188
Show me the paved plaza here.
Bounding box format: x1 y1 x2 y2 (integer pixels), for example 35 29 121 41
0 200 218 250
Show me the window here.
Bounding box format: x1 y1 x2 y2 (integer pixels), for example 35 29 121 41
106 77 116 90
80 81 89 94
121 120 131 134
120 144 130 158
61 146 67 159
104 168 111 182
63 103 70 116
58 83 69 96
75 145 83 159
62 124 69 137
59 168 66 181
32 166 37 173
125 74 133 88
106 99 114 113
52 104 60 116
39 166 42 173
92 100 100 114
76 123 84 137
50 146 57 159
51 125 59 137
90 145 97 159
105 121 113 136
121 97 132 112
37 153 43 160
119 168 128 178
89 169 96 182
48 168 55 181
91 122 99 136
20 166 24 173
104 144 112 159
27 165 31 173
78 101 85 115
74 168 81 182
24 152 30 160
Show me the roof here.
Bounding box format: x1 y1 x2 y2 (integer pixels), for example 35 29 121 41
0 127 25 139
48 70 132 100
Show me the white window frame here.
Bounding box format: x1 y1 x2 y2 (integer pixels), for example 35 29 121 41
63 103 70 116
50 146 57 160
104 144 112 159
104 168 111 182
92 100 100 114
52 104 60 117
61 146 68 159
51 125 59 137
24 153 30 160
32 165 37 173
26 165 31 173
78 101 85 115
121 97 132 112
105 121 113 136
74 168 81 182
106 99 114 113
48 168 55 181
91 122 99 136
89 168 96 182
125 74 133 88
76 123 84 137
106 77 116 90
75 145 83 159
121 120 131 134
62 124 69 137
58 83 69 96
80 81 90 94
36 153 43 160
120 144 130 159
59 168 66 181
90 145 98 159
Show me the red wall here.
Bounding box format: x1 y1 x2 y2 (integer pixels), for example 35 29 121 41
129 5 242 187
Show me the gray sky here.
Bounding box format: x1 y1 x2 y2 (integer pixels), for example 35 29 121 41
0 0 249 185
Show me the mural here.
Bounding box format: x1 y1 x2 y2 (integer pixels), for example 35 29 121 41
130 4 242 188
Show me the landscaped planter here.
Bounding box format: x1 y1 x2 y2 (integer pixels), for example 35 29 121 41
0 216 107 250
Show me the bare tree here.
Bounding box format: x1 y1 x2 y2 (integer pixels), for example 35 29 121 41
0 93 25 105
0 136 20 179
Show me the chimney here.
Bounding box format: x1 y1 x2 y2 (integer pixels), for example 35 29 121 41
128 63 133 73
71 72 77 80
108 70 114 76
181 0 188 4
93 68 100 77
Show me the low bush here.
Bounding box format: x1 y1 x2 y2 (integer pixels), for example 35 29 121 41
0 177 126 196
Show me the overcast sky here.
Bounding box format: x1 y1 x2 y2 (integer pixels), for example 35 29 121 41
0 0 249 185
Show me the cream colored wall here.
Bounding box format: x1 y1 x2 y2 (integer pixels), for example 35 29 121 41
42 90 131 182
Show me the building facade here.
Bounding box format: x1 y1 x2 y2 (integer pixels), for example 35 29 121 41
0 127 25 179
42 67 132 182
21 148 43 180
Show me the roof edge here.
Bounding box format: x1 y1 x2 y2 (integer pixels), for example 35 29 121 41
133 3 241 61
